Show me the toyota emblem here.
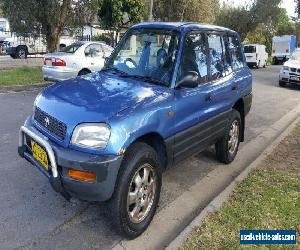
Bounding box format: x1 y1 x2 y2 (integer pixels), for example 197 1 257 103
44 117 50 127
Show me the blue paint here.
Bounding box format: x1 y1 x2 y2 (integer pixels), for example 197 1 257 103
32 22 252 157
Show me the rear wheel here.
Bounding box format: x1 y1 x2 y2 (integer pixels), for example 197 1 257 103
109 142 162 239
15 46 27 59
215 110 241 164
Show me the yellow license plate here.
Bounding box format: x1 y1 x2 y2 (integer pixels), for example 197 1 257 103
31 140 49 170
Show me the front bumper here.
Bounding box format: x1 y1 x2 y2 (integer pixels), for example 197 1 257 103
279 70 300 85
42 66 78 81
18 117 123 201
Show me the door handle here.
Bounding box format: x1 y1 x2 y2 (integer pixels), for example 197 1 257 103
231 85 237 91
205 94 212 102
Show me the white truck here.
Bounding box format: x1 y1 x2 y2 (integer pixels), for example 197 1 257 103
0 18 76 58
244 44 268 68
272 35 296 64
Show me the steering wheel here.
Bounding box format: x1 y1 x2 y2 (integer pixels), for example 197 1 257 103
124 58 138 68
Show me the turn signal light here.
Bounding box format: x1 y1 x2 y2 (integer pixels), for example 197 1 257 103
67 168 96 182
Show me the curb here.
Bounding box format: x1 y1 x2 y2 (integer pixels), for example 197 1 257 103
0 82 51 93
112 103 300 250
166 115 300 249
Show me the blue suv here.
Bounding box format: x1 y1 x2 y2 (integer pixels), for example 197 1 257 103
18 22 252 238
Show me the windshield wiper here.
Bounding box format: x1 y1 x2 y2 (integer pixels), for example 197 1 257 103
102 67 129 76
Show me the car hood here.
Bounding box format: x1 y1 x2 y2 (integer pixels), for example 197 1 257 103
284 59 300 68
35 72 169 128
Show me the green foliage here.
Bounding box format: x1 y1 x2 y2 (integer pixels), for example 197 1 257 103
92 33 112 45
153 0 219 23
216 0 282 40
0 67 43 86
98 0 144 31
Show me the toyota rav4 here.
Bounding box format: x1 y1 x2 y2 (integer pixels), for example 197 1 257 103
18 22 252 238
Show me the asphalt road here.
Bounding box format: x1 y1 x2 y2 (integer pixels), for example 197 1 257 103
0 66 299 249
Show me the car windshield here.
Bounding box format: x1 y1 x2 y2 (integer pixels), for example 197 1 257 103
62 42 84 53
291 50 300 60
244 46 256 53
105 29 180 86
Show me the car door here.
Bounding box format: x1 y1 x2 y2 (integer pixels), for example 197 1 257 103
228 33 250 95
173 31 235 163
84 43 105 71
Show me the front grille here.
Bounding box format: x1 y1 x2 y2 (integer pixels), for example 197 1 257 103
290 68 296 72
34 107 67 140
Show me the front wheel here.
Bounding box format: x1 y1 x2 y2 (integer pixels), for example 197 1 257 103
215 110 241 164
279 80 286 87
109 142 162 239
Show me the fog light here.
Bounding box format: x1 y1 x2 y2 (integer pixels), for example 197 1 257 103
67 168 96 182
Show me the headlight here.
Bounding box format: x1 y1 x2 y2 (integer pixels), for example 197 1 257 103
71 123 110 149
283 66 289 71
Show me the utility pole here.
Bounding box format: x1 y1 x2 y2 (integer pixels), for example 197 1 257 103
149 0 153 21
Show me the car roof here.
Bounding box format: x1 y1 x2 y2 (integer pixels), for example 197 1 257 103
131 22 235 33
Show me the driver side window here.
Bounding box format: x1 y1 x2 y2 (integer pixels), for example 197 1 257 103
178 32 208 84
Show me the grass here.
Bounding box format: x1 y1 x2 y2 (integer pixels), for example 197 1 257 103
181 124 300 250
0 66 44 86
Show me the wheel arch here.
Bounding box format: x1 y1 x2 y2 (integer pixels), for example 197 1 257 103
232 98 245 142
124 132 169 171
78 68 91 76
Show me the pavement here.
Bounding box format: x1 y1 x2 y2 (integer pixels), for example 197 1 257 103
0 55 43 70
0 66 300 249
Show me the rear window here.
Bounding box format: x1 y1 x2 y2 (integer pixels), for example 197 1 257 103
244 46 256 53
62 42 84 53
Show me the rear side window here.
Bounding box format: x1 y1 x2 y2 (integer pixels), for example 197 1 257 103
228 34 244 70
207 33 225 80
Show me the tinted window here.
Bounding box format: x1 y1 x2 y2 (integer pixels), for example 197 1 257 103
244 45 256 53
207 33 225 80
228 34 244 70
63 42 84 53
178 32 208 84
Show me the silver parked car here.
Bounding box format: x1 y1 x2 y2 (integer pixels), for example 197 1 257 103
279 48 300 87
42 41 113 81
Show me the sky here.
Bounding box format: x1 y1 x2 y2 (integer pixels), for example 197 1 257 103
221 0 297 18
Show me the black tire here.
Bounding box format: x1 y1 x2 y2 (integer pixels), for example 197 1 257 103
215 109 241 164
279 80 286 87
15 46 27 59
109 142 162 239
78 69 91 76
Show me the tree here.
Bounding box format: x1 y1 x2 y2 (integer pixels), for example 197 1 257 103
153 0 219 24
98 0 145 46
216 0 282 40
2 0 99 52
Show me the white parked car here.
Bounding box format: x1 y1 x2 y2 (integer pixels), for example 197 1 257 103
42 41 113 81
244 44 268 68
279 49 300 87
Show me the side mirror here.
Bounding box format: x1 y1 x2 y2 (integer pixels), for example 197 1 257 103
176 71 199 88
